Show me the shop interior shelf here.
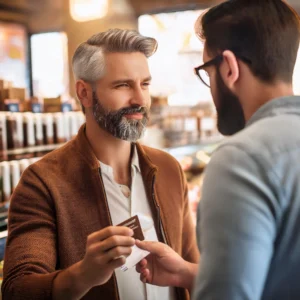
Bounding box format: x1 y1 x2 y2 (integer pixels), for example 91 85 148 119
3 143 66 157
163 137 223 159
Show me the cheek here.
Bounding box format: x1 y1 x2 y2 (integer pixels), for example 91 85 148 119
144 91 151 107
98 90 132 110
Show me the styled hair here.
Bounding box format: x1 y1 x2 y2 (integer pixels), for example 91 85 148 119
72 28 158 82
195 0 300 83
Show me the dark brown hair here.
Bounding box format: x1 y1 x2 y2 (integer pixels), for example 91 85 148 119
196 0 300 83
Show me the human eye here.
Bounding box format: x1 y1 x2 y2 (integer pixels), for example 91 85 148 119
115 83 130 89
142 82 151 88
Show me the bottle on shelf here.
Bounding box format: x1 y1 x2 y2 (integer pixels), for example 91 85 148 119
42 113 54 145
23 113 35 148
53 112 66 144
0 162 10 203
9 161 20 193
0 113 7 161
19 159 30 174
34 113 44 146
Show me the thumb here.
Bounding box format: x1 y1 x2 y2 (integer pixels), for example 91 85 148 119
136 240 165 256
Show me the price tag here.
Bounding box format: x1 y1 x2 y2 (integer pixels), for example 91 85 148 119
32 103 42 113
6 103 19 112
61 103 72 112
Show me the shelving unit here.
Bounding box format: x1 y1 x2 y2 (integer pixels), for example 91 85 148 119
4 143 65 156
164 137 222 159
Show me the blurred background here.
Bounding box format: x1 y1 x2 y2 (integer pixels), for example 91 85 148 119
0 0 299 278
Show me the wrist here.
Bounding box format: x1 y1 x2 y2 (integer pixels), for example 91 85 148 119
71 260 93 294
178 262 198 292
52 261 91 300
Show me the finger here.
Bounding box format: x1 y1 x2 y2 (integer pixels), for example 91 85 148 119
88 226 133 245
89 236 135 254
136 260 148 273
135 240 165 256
139 259 148 267
140 269 150 283
136 259 147 273
108 256 127 270
104 246 133 263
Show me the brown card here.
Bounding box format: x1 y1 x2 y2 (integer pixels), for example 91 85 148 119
117 215 144 241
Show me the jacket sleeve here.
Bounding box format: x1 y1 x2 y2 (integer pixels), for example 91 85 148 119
2 165 61 300
178 162 200 264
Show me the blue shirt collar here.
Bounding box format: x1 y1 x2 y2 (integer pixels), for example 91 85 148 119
247 95 300 127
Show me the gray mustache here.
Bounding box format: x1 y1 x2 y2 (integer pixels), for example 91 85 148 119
118 106 148 116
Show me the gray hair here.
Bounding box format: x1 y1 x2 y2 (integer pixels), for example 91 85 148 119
72 28 158 82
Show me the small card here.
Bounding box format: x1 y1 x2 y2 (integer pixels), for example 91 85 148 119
117 215 145 241
117 215 149 272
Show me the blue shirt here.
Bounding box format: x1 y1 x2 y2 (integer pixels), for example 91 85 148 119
193 96 300 300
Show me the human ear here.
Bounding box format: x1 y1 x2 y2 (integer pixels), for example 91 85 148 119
219 50 239 90
75 80 93 109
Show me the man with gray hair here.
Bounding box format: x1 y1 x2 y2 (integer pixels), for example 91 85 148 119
2 29 199 300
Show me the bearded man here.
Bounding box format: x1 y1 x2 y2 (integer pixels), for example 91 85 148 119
2 29 199 300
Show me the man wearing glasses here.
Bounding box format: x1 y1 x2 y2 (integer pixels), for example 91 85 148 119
136 1 300 299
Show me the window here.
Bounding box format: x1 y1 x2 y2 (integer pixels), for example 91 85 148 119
139 10 210 107
31 32 69 99
0 22 28 90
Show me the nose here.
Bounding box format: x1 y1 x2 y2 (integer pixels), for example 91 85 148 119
130 86 148 107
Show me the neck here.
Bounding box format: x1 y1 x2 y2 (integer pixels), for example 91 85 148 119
241 81 294 122
85 114 133 186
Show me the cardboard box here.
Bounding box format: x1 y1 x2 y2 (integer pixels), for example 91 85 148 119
0 80 13 90
43 96 62 113
43 104 62 113
0 88 25 102
0 80 5 90
7 88 26 102
44 96 61 106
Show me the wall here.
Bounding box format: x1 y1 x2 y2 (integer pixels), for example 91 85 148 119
128 0 223 15
0 0 137 98
63 0 137 98
28 0 64 33
1 0 299 98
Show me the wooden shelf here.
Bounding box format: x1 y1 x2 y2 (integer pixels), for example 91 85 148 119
0 143 66 162
5 143 65 156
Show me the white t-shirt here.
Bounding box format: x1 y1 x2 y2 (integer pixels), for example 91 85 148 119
99 146 175 300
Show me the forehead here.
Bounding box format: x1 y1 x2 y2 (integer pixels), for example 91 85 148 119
104 52 150 78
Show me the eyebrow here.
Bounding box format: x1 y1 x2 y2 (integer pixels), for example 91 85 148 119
111 76 152 85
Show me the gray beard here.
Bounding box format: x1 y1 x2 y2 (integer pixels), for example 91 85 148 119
92 93 149 142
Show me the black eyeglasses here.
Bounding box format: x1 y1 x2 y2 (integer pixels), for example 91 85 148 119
194 54 252 88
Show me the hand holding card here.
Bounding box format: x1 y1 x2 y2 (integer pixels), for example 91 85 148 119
117 215 150 272
117 215 145 241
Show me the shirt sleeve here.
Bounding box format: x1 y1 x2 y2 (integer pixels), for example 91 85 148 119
193 144 280 300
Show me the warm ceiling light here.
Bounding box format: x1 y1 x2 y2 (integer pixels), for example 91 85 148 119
70 0 108 22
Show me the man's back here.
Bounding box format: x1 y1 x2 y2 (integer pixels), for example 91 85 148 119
194 96 300 299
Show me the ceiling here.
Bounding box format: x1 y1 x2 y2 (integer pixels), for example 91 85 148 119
0 0 298 26
0 0 299 14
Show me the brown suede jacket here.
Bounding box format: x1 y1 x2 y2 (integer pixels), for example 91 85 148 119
2 125 199 300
